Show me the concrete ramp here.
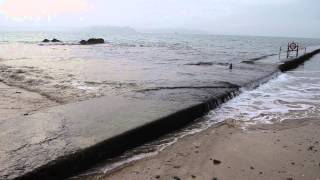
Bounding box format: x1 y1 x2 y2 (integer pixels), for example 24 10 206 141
0 96 201 180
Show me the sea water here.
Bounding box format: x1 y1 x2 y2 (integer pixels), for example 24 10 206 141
0 30 319 103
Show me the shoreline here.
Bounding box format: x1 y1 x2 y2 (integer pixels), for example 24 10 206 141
85 117 320 180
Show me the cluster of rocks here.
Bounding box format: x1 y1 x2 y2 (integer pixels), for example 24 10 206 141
79 38 105 45
41 38 105 45
42 38 61 43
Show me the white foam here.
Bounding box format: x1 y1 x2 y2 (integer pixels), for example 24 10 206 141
207 72 320 127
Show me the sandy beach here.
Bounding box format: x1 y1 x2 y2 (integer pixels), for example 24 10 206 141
78 117 320 180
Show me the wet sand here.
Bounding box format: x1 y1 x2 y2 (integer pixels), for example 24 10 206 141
82 118 320 180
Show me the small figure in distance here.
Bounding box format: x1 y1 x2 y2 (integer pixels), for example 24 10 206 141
229 63 233 70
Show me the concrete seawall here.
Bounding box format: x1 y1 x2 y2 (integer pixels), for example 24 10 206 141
279 49 320 72
1 48 320 180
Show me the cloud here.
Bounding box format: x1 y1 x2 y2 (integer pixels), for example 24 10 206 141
0 0 89 18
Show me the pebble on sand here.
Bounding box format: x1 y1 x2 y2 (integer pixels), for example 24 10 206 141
173 176 181 180
213 159 222 165
308 146 314 151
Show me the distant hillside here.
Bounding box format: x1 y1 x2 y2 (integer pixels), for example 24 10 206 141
0 26 137 33
138 28 209 35
81 26 137 34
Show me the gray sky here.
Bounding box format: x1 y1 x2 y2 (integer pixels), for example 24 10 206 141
0 0 319 38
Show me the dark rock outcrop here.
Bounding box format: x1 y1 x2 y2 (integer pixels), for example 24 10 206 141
42 39 50 43
79 38 105 45
79 40 87 45
51 38 61 42
42 38 61 43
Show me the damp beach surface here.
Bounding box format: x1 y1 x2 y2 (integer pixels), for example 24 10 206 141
81 121 320 180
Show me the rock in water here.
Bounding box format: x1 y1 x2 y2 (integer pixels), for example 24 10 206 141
79 40 87 45
79 38 105 45
42 39 50 43
87 38 105 44
42 38 61 43
51 38 61 42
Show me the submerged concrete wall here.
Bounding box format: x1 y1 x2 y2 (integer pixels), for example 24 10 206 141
1 48 320 180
